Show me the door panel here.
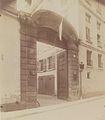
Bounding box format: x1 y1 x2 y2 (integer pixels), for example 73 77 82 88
57 50 68 99
38 75 54 95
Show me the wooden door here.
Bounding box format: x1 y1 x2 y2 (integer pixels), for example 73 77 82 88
38 75 54 95
57 50 68 99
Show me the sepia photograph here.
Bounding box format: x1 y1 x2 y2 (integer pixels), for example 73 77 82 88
0 0 105 120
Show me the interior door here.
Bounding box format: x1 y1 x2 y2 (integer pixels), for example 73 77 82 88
57 50 68 99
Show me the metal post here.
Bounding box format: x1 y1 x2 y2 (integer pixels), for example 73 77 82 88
80 70 82 99
79 62 84 99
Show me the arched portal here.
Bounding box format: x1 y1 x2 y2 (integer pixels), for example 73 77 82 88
31 9 78 49
20 9 79 105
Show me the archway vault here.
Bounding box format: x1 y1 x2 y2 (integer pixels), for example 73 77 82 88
20 9 80 105
31 9 79 50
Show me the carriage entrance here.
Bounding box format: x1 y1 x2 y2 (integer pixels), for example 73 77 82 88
20 9 79 105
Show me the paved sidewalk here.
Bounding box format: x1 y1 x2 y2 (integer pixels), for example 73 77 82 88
1 95 105 120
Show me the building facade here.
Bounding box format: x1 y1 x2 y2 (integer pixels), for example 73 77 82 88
0 0 105 110
79 0 105 97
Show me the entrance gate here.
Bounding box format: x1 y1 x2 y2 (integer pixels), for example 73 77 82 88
19 9 79 105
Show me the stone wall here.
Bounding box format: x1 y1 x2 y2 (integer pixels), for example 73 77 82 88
68 48 79 100
20 21 37 103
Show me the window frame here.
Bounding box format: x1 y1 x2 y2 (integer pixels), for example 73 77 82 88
87 50 92 67
47 56 55 70
38 59 47 72
98 54 103 68
86 26 91 42
85 13 91 23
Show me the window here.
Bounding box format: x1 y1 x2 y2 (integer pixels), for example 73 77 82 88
48 56 55 70
98 54 103 68
97 22 102 48
86 27 91 42
87 50 92 66
39 60 43 71
85 13 91 43
97 34 102 48
87 72 91 79
97 22 101 31
96 1 101 15
85 13 91 23
43 59 47 71
97 34 100 42
38 59 46 72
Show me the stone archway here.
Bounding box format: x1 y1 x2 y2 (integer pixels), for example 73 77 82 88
19 9 79 105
